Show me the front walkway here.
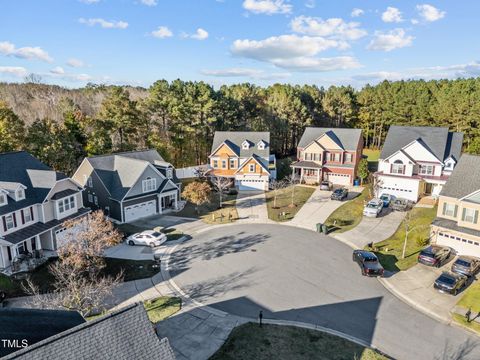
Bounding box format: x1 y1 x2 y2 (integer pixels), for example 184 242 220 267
235 191 271 223
287 186 363 231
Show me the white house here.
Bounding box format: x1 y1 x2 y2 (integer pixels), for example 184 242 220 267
375 126 463 202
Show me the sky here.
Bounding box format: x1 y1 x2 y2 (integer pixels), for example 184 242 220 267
1 0 479 89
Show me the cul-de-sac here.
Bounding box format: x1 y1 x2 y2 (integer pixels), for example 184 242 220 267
1 1 480 359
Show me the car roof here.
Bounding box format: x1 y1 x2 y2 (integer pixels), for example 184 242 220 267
140 230 156 235
457 255 479 261
355 250 377 257
440 271 463 279
368 199 382 204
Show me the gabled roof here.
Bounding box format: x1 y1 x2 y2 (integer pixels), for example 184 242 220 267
440 154 480 199
235 154 269 174
380 126 463 162
0 151 68 216
297 128 362 150
5 303 176 360
211 132 270 158
0 308 85 358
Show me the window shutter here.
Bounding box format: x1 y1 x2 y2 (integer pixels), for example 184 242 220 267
442 203 447 216
462 208 467 221
2 217 6 232
475 210 479 224
454 205 458 218
12 213 17 227
21 210 25 224
30 207 34 221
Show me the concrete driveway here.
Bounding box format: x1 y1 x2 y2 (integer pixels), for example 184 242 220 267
235 191 270 223
288 186 364 231
167 224 480 360
334 209 406 249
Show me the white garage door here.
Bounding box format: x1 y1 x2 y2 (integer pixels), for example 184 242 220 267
237 179 266 191
55 222 86 249
124 200 156 222
436 231 480 257
326 173 351 186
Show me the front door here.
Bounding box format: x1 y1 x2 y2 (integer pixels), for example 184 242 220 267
425 182 433 195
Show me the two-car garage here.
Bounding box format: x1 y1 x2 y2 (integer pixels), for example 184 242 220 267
325 173 351 186
124 200 156 222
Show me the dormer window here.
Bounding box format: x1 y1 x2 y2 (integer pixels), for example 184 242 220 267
16 188 25 201
166 168 173 179
0 193 6 206
142 177 156 193
391 160 405 175
257 141 265 150
242 141 250 150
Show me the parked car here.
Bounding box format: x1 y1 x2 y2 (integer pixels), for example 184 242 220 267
379 194 394 207
320 181 332 191
352 250 384 277
418 245 452 267
363 199 384 218
451 256 480 277
434 271 468 295
127 230 167 247
331 188 348 201
391 198 411 211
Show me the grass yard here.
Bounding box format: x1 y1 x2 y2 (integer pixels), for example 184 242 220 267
325 188 370 233
452 313 480 334
210 323 389 360
368 206 437 272
456 281 480 313
266 185 315 222
363 149 381 172
143 296 182 323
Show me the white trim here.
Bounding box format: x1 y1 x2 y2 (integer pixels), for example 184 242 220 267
43 178 81 202
121 163 166 202
460 189 480 201
234 156 269 174
209 141 238 158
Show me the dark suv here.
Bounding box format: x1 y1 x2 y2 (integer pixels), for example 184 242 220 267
418 245 451 267
353 250 384 277
331 188 348 201
434 271 467 295
451 256 480 277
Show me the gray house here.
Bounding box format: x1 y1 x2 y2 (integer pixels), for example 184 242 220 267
0 151 89 274
72 150 180 223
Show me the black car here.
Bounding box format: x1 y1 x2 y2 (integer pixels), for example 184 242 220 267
434 271 467 295
418 245 451 267
451 256 480 277
353 250 384 277
331 188 348 201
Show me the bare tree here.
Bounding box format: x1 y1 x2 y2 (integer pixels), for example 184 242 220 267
211 176 232 208
194 165 210 181
401 211 430 259
270 179 287 209
284 174 299 208
24 73 43 84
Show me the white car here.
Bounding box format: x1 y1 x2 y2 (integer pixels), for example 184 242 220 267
363 199 384 218
127 230 167 247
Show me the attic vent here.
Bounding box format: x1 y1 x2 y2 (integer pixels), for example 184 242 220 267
242 141 250 150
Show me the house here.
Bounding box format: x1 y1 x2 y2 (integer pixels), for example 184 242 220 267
291 127 364 186
0 151 89 275
72 150 181 223
0 308 85 357
208 131 276 191
430 154 480 257
375 126 463 202
4 303 176 360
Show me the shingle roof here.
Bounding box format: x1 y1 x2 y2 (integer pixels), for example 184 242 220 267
50 188 78 200
380 126 463 162
440 154 480 199
5 303 176 360
297 127 362 150
432 217 480 238
211 131 270 158
0 308 85 358
0 152 67 216
290 160 323 169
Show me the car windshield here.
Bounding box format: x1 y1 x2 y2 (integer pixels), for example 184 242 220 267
380 195 388 200
438 275 455 285
322 182 329 185
151 232 162 237
366 202 378 208
334 189 342 194
364 256 377 262
420 250 435 258
455 259 471 267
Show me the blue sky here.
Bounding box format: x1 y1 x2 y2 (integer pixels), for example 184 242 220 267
1 0 479 88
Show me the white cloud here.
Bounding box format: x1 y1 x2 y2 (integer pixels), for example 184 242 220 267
78 18 128 29
0 66 28 77
201 67 290 80
422 61 480 77
242 0 292 15
367 28 413 51
140 0 157 6
67 58 85 68
50 66 65 74
271 56 361 72
351 8 364 17
352 71 402 82
416 4 445 22
305 0 315 9
0 41 53 62
190 28 209 40
151 26 173 38
381 7 403 23
290 16 367 41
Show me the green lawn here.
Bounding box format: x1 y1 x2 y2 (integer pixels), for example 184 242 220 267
210 323 389 360
363 149 380 172
368 206 437 272
266 185 315 222
457 281 480 313
325 188 370 233
452 313 480 334
143 296 182 323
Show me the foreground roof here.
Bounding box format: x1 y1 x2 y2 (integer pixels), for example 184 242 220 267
5 303 176 360
297 127 362 150
440 154 480 199
211 131 270 158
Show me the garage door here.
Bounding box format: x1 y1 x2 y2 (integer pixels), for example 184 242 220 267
436 232 480 257
237 179 266 191
124 200 156 222
55 222 86 249
326 173 351 186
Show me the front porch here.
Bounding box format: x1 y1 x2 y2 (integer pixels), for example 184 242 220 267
291 164 322 184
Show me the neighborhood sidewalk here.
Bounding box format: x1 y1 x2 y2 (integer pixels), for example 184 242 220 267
235 191 271 223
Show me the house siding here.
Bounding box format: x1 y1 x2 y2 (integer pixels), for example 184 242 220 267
124 166 165 199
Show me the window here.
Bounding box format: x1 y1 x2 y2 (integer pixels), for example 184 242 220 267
419 165 434 176
313 153 321 161
58 196 76 214
242 141 250 150
249 164 255 172
166 168 173 179
222 160 227 169
5 214 14 230
229 159 236 169
88 193 93 203
257 141 265 150
142 177 156 193
24 208 32 223
0 193 6 206
213 160 218 168
16 188 25 200
462 208 479 224
334 153 341 162
304 153 311 161
94 196 98 206
391 160 405 175
88 177 93 187
442 203 457 217
345 153 353 162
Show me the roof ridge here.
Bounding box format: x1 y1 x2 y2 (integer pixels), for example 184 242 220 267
88 149 155 159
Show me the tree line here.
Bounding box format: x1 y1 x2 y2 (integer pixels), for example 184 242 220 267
1 77 480 175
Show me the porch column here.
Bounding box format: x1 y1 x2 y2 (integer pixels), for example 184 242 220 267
0 246 5 268
317 169 320 183
174 192 178 209
49 230 55 250
300 168 304 183
36 235 41 250
158 195 163 214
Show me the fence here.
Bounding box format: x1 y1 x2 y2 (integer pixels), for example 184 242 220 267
175 165 208 179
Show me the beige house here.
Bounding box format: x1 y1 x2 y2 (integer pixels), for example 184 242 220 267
431 154 480 257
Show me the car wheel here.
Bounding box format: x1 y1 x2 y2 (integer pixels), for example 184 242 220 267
128 240 135 246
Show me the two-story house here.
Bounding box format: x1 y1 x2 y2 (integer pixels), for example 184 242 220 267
375 126 463 202
72 150 181 223
291 127 364 186
430 154 480 257
208 131 276 191
0 151 89 274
